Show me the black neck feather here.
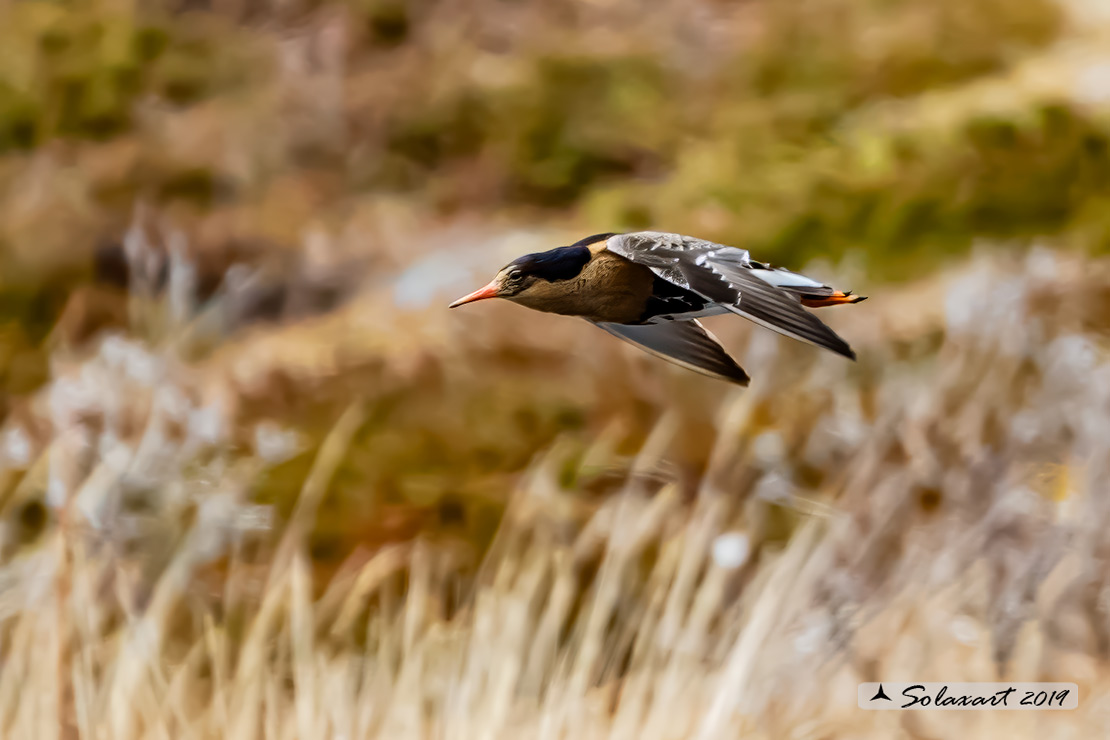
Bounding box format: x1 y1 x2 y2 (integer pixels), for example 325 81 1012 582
569 232 617 248
510 245 592 282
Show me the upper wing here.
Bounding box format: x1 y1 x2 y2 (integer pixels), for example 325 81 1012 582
606 232 854 359
593 319 750 386
605 232 745 290
747 265 835 297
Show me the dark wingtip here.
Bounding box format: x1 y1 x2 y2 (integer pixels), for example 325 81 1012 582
836 338 857 361
721 363 752 386
827 336 857 361
721 354 751 386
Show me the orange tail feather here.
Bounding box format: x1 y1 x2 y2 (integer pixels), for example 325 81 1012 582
801 291 868 308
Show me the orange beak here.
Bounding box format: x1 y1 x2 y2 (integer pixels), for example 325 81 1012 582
448 280 501 308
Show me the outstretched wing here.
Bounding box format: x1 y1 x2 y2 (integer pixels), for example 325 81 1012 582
605 232 854 359
593 319 750 386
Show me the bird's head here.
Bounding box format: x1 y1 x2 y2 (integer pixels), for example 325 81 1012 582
448 235 613 309
447 258 545 308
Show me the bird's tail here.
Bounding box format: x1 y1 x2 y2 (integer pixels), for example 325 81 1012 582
800 291 867 308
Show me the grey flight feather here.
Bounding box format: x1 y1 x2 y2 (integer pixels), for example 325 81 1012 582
593 319 750 386
684 256 855 359
605 231 855 359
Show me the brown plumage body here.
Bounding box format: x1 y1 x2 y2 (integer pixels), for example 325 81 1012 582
448 231 866 385
507 251 655 324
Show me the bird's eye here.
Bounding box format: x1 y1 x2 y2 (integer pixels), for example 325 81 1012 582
508 270 523 281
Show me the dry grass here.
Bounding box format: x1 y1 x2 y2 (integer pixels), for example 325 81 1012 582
3 0 1110 736
1 243 1110 738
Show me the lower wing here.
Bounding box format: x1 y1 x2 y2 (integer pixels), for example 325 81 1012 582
593 319 750 386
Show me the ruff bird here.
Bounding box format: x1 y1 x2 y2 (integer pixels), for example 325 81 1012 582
449 232 866 385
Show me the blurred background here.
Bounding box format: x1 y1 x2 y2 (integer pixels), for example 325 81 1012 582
2 0 1110 736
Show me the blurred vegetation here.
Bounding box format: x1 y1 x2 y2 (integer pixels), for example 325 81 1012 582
0 0 1108 570
0 0 1080 242
0 3 255 149
3 2 1110 732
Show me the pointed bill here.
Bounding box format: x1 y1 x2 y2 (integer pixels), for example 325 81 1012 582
449 280 500 308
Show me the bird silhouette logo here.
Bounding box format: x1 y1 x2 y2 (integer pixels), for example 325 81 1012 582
870 684 892 702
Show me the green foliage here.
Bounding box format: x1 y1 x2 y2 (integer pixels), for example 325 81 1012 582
492 55 670 206
373 53 671 205
252 363 590 538
361 0 1077 274
574 0 1075 278
355 0 411 47
0 0 1083 265
156 166 234 206
744 0 1060 103
609 102 1110 281
0 287 66 397
0 4 253 152
0 0 1103 560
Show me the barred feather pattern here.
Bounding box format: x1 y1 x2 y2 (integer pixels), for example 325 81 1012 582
606 232 855 359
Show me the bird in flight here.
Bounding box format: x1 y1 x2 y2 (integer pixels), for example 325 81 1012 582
449 232 866 385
